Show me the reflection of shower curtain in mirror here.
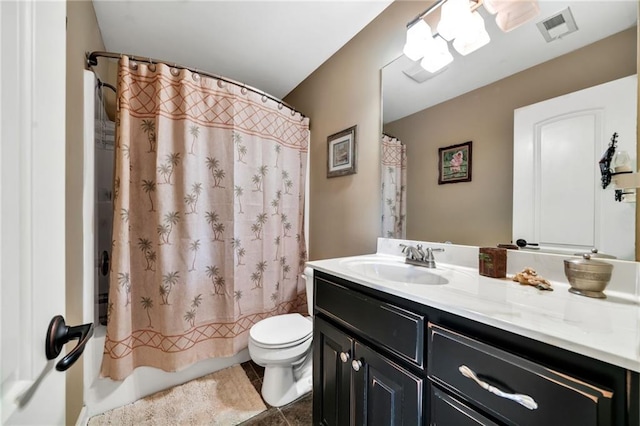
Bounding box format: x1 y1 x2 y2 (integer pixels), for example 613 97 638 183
101 56 309 380
381 134 406 238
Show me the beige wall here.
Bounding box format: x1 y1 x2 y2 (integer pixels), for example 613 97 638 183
285 1 427 260
66 1 107 423
385 28 637 247
287 0 637 258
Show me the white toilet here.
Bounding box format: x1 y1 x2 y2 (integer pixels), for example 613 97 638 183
248 268 314 407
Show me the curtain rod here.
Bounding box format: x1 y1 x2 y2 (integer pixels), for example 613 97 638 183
86 51 306 119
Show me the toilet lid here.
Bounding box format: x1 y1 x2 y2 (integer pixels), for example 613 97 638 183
250 313 312 347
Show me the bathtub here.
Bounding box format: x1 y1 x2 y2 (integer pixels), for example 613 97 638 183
82 325 249 419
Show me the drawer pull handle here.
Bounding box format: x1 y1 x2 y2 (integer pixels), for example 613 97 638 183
459 365 538 410
352 359 363 372
340 351 350 363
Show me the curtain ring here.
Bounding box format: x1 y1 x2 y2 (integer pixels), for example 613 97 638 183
148 61 156 72
241 86 248 95
261 95 268 103
277 103 283 110
290 109 296 116
129 60 138 70
192 71 200 82
217 80 225 88
170 66 180 77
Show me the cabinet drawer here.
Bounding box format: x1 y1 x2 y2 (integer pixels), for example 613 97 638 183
430 384 499 426
427 323 613 426
315 276 424 368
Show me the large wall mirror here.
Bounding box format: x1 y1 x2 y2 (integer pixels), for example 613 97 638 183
382 0 638 260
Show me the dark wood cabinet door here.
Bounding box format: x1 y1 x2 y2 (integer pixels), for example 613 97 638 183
353 341 424 426
429 384 499 426
314 316 353 426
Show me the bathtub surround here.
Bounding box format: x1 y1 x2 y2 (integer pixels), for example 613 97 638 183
102 56 309 380
88 364 265 425
94 83 115 326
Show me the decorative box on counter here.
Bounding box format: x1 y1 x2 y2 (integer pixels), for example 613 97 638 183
479 247 507 278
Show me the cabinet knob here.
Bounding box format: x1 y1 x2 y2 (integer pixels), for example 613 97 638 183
339 351 350 363
351 359 363 372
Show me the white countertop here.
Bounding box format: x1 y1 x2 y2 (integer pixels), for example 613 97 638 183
307 251 640 373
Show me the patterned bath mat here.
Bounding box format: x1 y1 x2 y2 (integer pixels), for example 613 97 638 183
88 364 266 425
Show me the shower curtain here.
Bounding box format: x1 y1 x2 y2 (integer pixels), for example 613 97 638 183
101 56 309 380
381 134 407 238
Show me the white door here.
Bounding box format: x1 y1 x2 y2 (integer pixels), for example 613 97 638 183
1 1 68 424
513 75 637 260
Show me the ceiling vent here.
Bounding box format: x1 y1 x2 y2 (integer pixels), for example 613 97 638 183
537 7 578 42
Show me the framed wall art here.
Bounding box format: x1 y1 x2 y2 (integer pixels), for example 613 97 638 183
438 141 472 184
327 125 357 178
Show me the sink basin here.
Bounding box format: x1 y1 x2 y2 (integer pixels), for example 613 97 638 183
341 258 450 285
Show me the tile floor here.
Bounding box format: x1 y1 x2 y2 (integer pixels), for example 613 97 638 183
238 361 313 426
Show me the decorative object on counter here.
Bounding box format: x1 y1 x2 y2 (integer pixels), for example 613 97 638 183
512 267 553 291
327 125 357 178
478 247 506 278
573 248 616 260
438 141 472 184
564 254 613 299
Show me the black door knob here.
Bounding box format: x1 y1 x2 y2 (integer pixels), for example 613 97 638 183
45 315 93 371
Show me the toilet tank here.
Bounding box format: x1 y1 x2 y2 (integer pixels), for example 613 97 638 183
303 267 314 316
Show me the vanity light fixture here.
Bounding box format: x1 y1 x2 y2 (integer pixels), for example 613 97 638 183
402 20 432 61
403 0 539 73
484 0 540 33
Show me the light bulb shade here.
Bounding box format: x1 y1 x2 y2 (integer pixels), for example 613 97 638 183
403 20 432 61
437 0 473 41
483 0 509 15
613 151 633 173
453 12 491 56
495 0 540 32
420 36 453 73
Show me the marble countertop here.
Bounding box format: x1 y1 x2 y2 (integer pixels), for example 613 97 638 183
307 252 640 372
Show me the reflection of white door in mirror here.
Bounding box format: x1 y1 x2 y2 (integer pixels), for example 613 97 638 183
513 75 636 260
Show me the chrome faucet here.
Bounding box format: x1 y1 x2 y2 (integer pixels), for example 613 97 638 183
399 244 444 268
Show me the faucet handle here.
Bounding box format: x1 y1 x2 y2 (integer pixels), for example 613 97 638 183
399 243 420 260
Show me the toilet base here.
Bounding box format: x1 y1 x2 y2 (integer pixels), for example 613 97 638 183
261 358 312 407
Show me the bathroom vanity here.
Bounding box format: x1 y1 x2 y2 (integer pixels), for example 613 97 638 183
308 240 640 426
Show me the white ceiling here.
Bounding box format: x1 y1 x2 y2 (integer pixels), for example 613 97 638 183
92 1 638 119
92 0 394 99
383 1 638 123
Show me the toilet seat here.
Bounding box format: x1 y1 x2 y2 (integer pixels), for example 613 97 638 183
250 313 312 349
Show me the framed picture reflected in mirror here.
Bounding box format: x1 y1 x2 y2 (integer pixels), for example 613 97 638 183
438 141 472 184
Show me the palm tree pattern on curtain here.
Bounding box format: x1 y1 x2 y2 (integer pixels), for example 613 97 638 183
381 134 407 238
101 56 309 380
